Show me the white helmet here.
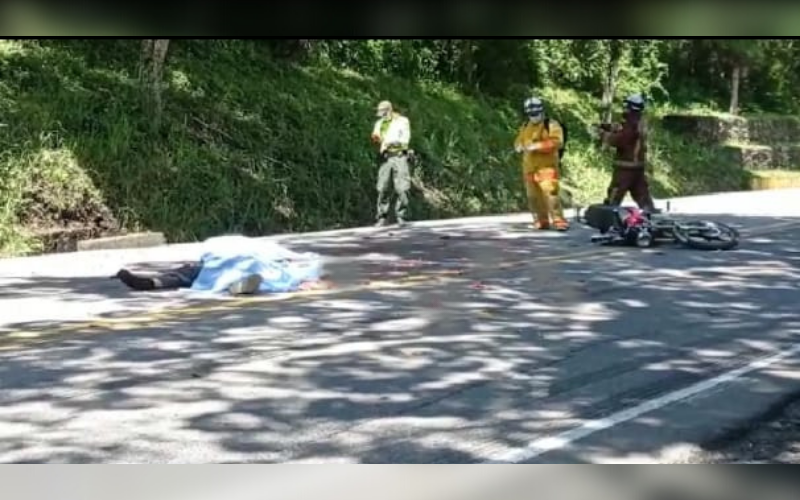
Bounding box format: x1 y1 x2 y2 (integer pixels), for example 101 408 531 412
624 94 645 112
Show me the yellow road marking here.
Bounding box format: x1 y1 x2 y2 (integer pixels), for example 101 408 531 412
1 218 798 349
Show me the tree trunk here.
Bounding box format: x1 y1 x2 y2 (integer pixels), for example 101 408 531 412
461 40 476 90
601 40 623 124
279 39 314 60
139 39 171 124
729 63 742 115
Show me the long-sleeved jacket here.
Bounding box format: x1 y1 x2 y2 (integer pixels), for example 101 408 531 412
372 113 411 154
603 117 647 168
514 120 563 172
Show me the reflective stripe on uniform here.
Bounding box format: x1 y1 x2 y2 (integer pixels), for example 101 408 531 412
614 160 646 169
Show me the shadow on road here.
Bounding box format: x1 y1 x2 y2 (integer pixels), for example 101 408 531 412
1 214 800 463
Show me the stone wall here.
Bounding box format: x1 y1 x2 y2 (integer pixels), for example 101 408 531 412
661 115 750 145
662 113 800 171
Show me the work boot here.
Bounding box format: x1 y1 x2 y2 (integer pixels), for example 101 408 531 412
228 274 263 296
553 218 570 231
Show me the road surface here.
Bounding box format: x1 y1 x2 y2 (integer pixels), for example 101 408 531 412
2 190 800 463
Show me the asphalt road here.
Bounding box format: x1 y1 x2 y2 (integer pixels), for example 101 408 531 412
2 190 800 463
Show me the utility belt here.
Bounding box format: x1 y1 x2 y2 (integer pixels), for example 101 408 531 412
379 149 409 162
613 160 646 169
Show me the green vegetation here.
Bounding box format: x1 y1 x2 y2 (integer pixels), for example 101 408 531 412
1 39 799 256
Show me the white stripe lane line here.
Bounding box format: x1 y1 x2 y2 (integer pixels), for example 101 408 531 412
483 342 800 464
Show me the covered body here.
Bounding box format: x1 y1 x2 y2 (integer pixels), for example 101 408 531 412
190 236 323 294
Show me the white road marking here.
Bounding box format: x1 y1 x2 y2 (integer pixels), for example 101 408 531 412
483 342 800 463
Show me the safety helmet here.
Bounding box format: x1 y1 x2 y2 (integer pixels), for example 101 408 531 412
523 97 545 122
624 94 646 113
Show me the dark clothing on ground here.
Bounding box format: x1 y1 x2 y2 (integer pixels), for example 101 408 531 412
116 263 201 291
116 262 264 295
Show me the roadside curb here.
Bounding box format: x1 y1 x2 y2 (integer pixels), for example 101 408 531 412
76 232 166 252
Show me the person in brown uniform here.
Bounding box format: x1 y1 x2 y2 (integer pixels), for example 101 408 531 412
599 94 657 212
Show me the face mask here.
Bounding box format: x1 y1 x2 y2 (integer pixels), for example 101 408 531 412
528 114 544 124
624 109 641 122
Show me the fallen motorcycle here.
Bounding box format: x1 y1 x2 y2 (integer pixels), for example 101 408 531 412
576 204 740 250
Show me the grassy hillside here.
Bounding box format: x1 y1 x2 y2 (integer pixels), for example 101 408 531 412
0 39 749 256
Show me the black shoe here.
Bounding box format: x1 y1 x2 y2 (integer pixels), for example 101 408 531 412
116 269 156 291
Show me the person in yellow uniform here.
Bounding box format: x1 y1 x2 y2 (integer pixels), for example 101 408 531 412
513 97 569 231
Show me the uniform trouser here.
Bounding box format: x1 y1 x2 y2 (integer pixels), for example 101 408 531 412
376 153 411 223
605 167 655 211
523 166 566 226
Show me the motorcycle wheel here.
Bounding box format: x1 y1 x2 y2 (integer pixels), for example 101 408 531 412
673 220 740 250
635 230 654 248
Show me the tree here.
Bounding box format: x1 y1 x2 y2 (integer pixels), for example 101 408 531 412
270 39 315 61
139 39 171 124
600 40 625 123
473 40 533 97
708 40 764 114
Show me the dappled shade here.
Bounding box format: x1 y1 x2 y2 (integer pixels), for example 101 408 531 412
1 212 800 463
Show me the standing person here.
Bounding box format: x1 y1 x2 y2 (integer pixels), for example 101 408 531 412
371 100 412 227
513 97 569 231
598 94 657 211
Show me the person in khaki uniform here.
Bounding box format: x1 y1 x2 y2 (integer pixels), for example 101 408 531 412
371 100 412 227
514 97 569 231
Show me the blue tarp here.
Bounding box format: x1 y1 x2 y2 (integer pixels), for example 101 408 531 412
188 236 323 295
